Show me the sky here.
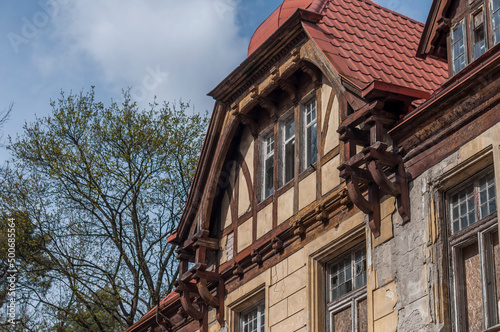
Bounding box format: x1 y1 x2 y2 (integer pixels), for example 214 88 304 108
0 0 433 161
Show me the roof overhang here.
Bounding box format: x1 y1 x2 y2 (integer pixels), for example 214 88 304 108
417 0 452 59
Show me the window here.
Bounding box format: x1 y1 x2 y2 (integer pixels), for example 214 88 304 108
447 169 499 331
239 299 265 332
326 245 367 332
280 116 295 187
302 98 317 171
492 0 500 44
451 21 467 74
471 8 486 59
262 133 274 200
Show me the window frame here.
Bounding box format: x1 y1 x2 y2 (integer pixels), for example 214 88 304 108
301 96 318 173
279 111 295 188
446 166 498 331
491 0 500 45
260 130 275 201
325 242 367 332
238 298 265 332
451 19 468 74
471 6 487 59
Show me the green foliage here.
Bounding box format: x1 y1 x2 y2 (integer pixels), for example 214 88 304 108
2 88 208 330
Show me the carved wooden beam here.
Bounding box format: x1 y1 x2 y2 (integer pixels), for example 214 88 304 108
257 96 278 120
396 163 410 223
368 184 381 238
346 176 373 214
367 160 400 196
197 278 219 308
178 281 204 321
251 249 263 265
279 79 298 103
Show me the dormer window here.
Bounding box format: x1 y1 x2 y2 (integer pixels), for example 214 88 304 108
451 21 467 74
471 8 486 58
493 0 500 44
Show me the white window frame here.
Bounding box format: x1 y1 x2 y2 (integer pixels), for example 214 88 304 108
492 0 500 45
301 97 318 172
446 168 498 331
325 243 367 332
239 299 265 332
279 112 295 188
451 20 468 74
261 131 274 201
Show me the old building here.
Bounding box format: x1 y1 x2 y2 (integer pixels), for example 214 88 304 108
126 0 500 331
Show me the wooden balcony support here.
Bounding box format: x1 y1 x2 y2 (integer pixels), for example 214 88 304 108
338 103 410 237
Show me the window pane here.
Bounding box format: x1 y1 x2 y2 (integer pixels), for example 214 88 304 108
333 307 352 332
285 119 294 140
461 242 483 332
307 122 317 165
479 174 496 219
494 0 500 44
355 248 367 287
265 156 273 198
240 302 264 332
452 22 466 73
450 184 475 234
492 231 500 323
284 139 295 184
358 298 368 332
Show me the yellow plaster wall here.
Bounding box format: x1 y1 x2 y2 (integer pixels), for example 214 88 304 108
238 171 251 217
321 155 340 195
299 172 316 211
239 127 254 182
323 95 340 154
277 187 294 225
237 219 252 252
257 204 273 239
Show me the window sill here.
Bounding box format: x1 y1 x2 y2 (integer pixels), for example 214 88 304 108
484 324 500 332
299 163 317 181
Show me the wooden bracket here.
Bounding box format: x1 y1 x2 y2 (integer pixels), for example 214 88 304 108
292 217 306 237
251 249 263 265
279 79 298 103
339 102 410 237
315 205 328 224
257 96 278 120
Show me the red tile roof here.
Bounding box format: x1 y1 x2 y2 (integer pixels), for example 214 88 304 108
249 0 448 96
248 0 314 55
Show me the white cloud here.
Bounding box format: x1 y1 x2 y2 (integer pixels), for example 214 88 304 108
42 0 249 111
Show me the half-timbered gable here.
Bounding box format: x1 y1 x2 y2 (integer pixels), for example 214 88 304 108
126 0 499 331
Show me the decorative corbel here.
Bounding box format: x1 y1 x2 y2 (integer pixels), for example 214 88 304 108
240 114 259 138
257 96 278 121
339 188 352 208
315 204 328 224
177 281 204 321
232 263 244 277
271 237 284 254
279 79 298 103
251 249 263 265
291 217 306 237
301 63 322 87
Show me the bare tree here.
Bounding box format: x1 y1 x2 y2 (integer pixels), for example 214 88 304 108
3 89 207 330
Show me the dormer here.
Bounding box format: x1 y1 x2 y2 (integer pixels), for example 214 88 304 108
418 0 500 76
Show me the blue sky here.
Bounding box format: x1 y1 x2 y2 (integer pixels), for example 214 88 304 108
0 0 433 161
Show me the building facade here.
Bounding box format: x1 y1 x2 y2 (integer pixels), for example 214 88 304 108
127 0 500 331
